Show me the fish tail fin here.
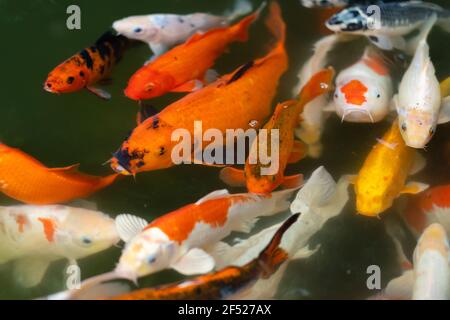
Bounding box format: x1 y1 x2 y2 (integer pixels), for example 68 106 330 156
226 0 254 22
264 2 286 54
269 187 302 214
232 6 261 42
257 214 299 278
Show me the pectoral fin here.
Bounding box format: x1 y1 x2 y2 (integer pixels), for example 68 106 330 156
287 141 307 164
400 182 429 195
219 167 246 187
115 214 149 242
48 164 80 173
437 96 450 124
281 174 304 190
171 80 203 93
86 86 111 100
345 174 358 185
171 248 215 275
13 257 52 288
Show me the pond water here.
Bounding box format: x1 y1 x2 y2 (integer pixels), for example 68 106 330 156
0 0 449 299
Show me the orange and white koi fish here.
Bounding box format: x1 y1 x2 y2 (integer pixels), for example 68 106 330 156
112 0 252 57
220 68 335 194
348 120 428 217
110 2 288 175
124 8 261 101
0 143 119 205
70 187 296 296
0 205 119 288
384 223 450 300
394 15 450 148
44 31 130 100
103 213 299 300
332 47 393 123
403 184 450 236
211 166 350 299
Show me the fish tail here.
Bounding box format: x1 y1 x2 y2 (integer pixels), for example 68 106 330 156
257 213 299 278
232 3 264 42
265 2 286 51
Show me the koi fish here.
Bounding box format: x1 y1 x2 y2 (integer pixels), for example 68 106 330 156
44 31 130 100
394 15 450 149
220 68 335 194
347 120 429 217
326 1 450 52
301 0 410 8
331 47 393 123
0 205 119 288
108 213 300 300
211 166 350 299
0 143 119 205
112 0 252 57
62 187 296 299
403 184 450 236
124 8 261 101
384 223 450 300
110 2 288 175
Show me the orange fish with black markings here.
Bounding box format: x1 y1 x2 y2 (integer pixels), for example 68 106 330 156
111 2 288 175
124 8 262 101
44 31 130 100
107 213 299 300
220 68 335 194
0 143 119 205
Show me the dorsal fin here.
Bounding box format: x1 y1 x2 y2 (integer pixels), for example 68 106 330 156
195 190 230 205
227 61 254 85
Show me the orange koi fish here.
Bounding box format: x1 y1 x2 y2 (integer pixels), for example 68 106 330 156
220 68 335 194
403 184 450 236
348 120 428 217
0 144 119 205
124 8 262 100
44 31 130 100
109 213 299 300
111 3 288 175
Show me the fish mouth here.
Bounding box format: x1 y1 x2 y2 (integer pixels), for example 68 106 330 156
341 108 374 123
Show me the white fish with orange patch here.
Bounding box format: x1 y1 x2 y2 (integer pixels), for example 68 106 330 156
394 15 450 148
112 0 252 57
384 223 450 300
68 188 296 295
331 46 393 123
0 205 119 288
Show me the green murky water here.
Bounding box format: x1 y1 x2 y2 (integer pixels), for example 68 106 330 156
0 0 449 299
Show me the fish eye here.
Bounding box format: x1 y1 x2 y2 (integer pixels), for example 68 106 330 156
80 236 93 246
401 123 407 132
134 27 143 33
67 76 75 84
376 94 381 98
147 255 157 264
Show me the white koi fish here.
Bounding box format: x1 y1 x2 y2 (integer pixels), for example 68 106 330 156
394 15 450 149
210 166 350 299
0 205 119 288
112 0 252 57
332 46 393 123
384 223 450 300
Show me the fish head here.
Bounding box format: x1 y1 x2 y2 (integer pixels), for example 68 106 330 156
414 223 449 265
111 121 176 174
116 228 177 279
334 77 391 123
125 69 176 100
112 16 158 42
57 207 119 259
326 7 369 32
398 109 436 149
44 63 88 94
